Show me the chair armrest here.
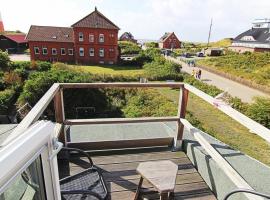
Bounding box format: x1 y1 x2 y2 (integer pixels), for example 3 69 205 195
61 147 93 167
61 190 103 200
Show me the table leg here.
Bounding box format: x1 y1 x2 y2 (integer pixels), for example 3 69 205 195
160 192 169 200
134 176 143 200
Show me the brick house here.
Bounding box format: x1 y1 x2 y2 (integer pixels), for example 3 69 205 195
158 32 181 49
27 7 120 64
229 19 270 53
119 32 137 43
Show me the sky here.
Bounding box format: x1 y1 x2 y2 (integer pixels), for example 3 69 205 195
0 0 270 42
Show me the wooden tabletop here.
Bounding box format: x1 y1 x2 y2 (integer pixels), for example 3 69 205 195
137 160 178 193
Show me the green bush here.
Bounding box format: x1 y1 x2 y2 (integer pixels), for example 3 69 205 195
0 50 11 70
0 89 16 114
246 97 270 129
134 48 161 66
145 42 158 48
119 41 141 55
143 56 182 81
10 61 31 70
37 61 52 71
123 89 177 117
183 74 222 97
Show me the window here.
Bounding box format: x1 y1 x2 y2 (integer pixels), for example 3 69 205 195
99 34 104 43
109 48 114 57
42 47 48 55
109 33 114 38
99 48 104 57
1 156 46 200
79 47 84 57
34 47 39 55
68 49 74 55
51 48 57 55
61 48 66 55
79 32 84 42
89 48 94 56
89 34 94 42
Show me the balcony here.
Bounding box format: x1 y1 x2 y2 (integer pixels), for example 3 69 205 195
0 82 270 200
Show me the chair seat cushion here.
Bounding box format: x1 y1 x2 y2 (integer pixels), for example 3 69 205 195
60 168 107 200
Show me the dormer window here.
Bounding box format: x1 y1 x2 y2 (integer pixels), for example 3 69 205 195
79 32 84 42
99 34 104 43
240 36 255 41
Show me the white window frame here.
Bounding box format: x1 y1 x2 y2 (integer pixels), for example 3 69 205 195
34 47 39 55
0 121 62 200
79 32 84 42
68 49 74 56
89 48 95 57
79 47 84 57
99 34 104 43
52 48 57 55
89 34 94 43
99 48 104 57
61 48 66 55
42 47 48 55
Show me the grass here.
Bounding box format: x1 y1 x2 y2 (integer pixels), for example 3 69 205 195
197 53 270 88
74 65 144 77
157 88 270 166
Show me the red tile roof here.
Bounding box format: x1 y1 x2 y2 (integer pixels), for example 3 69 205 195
72 8 120 30
26 26 74 42
4 34 27 43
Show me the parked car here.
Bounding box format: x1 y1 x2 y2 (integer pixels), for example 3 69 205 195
196 52 204 57
182 52 191 58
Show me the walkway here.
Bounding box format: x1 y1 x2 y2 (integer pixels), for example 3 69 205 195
168 57 270 103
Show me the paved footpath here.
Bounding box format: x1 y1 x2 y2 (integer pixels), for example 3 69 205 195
168 57 270 103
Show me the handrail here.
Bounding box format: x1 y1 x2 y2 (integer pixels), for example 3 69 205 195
180 118 263 200
223 189 270 200
184 84 270 144
60 82 184 89
64 117 179 125
1 83 60 146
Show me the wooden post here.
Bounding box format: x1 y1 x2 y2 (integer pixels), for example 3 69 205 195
175 86 189 149
54 88 65 143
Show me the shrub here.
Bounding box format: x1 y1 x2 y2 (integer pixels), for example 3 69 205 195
119 41 141 55
134 48 161 66
246 97 270 129
10 61 31 70
0 50 10 70
145 42 158 48
37 61 52 71
143 56 182 81
123 89 177 117
0 89 16 114
3 71 22 86
183 74 222 97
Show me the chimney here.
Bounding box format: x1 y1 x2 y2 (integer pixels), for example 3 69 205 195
0 12 4 33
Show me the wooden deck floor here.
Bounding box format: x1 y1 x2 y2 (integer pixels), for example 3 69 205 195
58 148 216 200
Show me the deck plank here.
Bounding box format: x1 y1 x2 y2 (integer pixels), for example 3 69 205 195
59 149 216 200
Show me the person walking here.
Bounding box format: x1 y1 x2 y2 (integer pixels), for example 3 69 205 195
192 69 195 78
198 69 202 79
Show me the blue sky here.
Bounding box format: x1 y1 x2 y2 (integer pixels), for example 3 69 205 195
1 0 270 42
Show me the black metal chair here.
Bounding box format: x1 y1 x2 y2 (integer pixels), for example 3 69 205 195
59 147 108 200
